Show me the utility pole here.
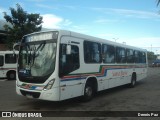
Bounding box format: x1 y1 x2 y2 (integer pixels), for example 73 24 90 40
112 38 119 42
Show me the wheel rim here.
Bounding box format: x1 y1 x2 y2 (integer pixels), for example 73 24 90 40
132 78 136 86
85 86 92 97
10 73 15 79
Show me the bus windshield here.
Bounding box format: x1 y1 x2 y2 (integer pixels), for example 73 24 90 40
18 32 58 83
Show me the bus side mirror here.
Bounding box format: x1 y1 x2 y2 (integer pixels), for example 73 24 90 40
13 42 20 55
66 45 71 55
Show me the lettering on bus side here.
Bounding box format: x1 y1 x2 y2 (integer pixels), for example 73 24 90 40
112 71 128 77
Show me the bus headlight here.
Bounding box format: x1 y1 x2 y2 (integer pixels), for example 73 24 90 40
43 79 55 91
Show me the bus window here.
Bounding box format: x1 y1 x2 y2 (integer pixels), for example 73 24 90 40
139 52 146 63
0 55 4 66
59 44 80 77
116 47 126 63
126 49 134 63
84 41 101 63
102 44 115 63
142 52 146 63
134 51 139 63
5 54 17 64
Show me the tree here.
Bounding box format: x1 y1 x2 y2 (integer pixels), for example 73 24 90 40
157 0 160 6
147 51 157 64
3 4 43 49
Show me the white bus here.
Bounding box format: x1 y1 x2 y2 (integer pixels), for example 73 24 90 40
15 30 148 101
0 51 17 80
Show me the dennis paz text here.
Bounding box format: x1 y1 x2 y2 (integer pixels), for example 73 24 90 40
138 112 159 117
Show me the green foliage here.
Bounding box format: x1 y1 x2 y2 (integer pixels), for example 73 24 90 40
147 51 157 63
157 0 160 6
3 4 43 49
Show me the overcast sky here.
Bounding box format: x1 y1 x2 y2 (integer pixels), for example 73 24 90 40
0 0 160 54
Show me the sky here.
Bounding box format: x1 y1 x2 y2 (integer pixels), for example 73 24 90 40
0 0 160 54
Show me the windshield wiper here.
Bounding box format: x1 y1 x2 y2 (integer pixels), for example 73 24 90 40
24 42 46 68
32 42 46 64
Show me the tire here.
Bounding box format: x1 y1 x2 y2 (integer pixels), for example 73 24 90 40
7 71 16 80
82 82 94 102
129 74 136 88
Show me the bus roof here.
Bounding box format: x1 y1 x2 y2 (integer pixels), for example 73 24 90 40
24 29 147 52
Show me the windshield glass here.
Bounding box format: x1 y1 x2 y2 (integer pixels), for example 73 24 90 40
18 32 58 83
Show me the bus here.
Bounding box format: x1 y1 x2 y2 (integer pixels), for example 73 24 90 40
0 51 18 80
15 30 148 101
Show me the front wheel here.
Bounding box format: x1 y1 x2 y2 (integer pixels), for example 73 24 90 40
7 71 16 80
82 82 94 102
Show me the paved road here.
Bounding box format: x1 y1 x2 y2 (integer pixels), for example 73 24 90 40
0 67 160 119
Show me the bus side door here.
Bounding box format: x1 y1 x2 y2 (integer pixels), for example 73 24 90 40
0 55 4 78
59 36 83 100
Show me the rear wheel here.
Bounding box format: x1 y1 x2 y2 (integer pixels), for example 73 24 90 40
129 74 136 88
7 71 16 80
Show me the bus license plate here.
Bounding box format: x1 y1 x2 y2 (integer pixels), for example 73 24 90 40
26 94 33 98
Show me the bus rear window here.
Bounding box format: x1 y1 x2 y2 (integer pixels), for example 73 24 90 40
0 55 4 66
5 54 17 64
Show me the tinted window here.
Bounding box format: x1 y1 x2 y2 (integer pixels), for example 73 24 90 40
134 51 139 63
5 54 17 64
139 52 146 63
126 49 134 63
59 44 80 76
116 47 126 63
84 41 101 63
0 55 4 66
102 44 115 63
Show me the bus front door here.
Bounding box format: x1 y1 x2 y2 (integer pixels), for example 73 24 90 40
59 36 82 100
0 55 4 78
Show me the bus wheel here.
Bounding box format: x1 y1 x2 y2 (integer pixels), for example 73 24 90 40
129 74 136 88
83 82 94 102
7 71 16 80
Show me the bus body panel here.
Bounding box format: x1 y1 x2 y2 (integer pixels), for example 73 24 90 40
59 36 84 100
16 30 148 101
16 70 61 101
0 51 18 79
16 85 60 101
